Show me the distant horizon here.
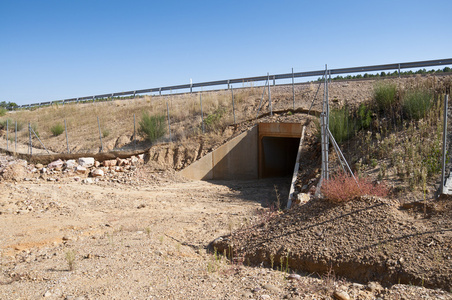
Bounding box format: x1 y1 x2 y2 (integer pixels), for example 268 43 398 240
2 0 451 105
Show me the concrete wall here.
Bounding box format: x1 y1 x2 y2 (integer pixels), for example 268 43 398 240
179 126 258 180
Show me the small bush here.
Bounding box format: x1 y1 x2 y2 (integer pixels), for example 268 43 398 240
50 123 64 136
204 107 225 131
0 108 6 117
374 82 398 114
102 128 110 138
138 111 166 143
402 89 432 120
321 172 388 204
329 107 355 144
356 103 372 130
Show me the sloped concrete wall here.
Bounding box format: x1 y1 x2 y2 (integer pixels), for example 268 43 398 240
179 126 258 180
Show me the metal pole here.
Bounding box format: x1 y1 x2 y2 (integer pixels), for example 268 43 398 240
292 68 295 110
15 121 17 153
200 93 205 133
440 94 448 195
256 79 268 120
64 119 69 153
31 127 50 154
133 114 136 149
231 86 236 125
267 73 272 116
28 123 32 155
6 119 8 151
167 102 172 142
97 117 103 152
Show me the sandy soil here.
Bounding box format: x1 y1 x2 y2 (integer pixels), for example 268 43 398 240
0 153 451 299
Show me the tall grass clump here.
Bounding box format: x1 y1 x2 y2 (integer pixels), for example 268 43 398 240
329 107 355 144
0 108 6 117
50 123 64 136
321 172 389 204
374 82 398 114
138 111 166 143
402 89 433 120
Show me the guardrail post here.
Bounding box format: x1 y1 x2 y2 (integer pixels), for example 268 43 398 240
92 96 95 104
398 64 401 77
190 79 193 94
227 80 230 89
273 75 276 86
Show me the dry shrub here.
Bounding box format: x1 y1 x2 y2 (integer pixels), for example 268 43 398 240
321 172 388 204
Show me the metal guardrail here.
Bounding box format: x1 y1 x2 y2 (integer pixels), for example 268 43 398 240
12 58 452 109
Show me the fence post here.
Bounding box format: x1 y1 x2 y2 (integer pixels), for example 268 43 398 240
97 117 103 152
200 93 205 133
29 122 32 155
64 119 69 153
190 79 193 94
6 119 8 151
15 121 17 153
231 86 236 124
133 114 136 149
292 67 295 110
167 102 172 142
267 73 272 116
440 94 448 195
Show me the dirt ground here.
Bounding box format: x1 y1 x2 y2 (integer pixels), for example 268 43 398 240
0 153 451 299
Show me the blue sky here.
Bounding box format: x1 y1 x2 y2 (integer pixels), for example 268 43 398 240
1 0 451 105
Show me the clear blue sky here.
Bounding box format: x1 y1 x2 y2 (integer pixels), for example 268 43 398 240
1 0 451 105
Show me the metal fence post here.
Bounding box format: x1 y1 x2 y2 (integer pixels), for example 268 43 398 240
231 86 236 125
64 119 69 153
167 102 172 142
200 93 205 133
15 121 17 153
440 94 449 195
267 73 273 116
292 67 295 110
97 117 103 152
29 122 32 155
133 114 136 149
6 119 8 151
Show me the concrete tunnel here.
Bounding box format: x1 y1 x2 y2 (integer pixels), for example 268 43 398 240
179 123 302 180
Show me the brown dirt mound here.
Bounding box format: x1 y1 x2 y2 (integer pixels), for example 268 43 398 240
211 196 452 291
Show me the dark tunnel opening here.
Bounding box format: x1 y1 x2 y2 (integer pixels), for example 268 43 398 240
261 136 300 178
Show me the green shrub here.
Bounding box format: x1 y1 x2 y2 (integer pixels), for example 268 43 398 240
374 82 398 114
402 89 432 120
138 111 166 143
356 103 372 130
0 107 6 117
329 107 355 144
50 123 64 136
102 129 110 138
204 107 225 131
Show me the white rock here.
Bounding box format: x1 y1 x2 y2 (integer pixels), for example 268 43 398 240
47 159 64 170
78 157 95 168
75 166 87 174
65 159 77 169
91 169 104 177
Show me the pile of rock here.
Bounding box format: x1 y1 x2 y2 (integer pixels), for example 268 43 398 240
0 154 145 183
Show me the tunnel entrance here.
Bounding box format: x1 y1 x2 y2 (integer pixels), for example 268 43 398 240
179 122 303 180
260 136 300 178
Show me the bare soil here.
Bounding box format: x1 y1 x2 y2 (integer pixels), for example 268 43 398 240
1 75 452 299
